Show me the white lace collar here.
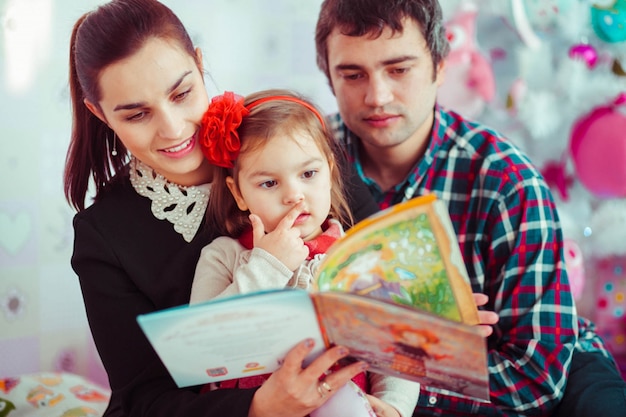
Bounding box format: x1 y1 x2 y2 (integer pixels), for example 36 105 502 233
129 158 211 243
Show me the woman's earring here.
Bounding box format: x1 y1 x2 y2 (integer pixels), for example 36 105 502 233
111 132 118 156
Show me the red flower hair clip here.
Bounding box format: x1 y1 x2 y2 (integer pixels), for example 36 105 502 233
199 91 249 168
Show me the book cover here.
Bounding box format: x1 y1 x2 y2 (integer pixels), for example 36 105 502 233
315 194 478 324
136 290 326 388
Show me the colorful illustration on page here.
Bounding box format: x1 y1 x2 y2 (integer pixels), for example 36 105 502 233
316 211 462 321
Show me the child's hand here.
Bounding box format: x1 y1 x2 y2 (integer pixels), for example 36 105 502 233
250 204 309 271
473 293 499 337
365 394 401 417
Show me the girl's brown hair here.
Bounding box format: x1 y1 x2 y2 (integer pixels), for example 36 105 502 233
64 0 199 211
207 89 353 238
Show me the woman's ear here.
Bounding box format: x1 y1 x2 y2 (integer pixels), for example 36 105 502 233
83 99 108 124
225 176 248 211
195 47 204 74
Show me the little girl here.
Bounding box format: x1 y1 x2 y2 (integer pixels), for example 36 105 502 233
190 89 420 417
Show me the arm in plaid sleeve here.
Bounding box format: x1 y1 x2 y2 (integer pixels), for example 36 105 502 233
417 167 577 417
481 173 577 415
413 110 578 416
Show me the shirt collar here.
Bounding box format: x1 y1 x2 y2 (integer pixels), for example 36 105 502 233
342 106 445 207
129 157 211 242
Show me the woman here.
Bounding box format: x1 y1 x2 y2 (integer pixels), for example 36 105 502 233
64 1 375 416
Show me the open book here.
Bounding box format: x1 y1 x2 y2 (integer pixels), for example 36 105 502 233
137 194 489 401
315 194 478 325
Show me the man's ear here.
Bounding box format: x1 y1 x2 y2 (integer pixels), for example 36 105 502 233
435 58 446 87
84 99 108 124
225 176 249 211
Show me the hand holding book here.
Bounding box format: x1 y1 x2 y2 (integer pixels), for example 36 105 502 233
473 293 499 337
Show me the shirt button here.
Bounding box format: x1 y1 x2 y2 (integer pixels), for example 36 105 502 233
428 396 437 405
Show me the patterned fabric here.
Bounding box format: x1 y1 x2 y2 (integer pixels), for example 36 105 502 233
328 105 611 416
0 373 110 417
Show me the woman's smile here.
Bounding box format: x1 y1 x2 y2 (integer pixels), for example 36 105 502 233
161 136 195 156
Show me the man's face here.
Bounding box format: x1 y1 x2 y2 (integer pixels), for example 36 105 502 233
326 18 445 154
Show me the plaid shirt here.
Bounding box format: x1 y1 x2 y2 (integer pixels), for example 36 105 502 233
330 106 610 416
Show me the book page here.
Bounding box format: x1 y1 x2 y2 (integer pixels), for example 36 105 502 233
312 292 489 402
316 195 478 324
137 290 325 387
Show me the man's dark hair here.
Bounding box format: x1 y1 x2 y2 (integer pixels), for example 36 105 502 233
315 0 449 85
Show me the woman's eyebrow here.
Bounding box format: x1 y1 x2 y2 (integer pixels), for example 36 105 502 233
166 70 192 94
113 70 193 111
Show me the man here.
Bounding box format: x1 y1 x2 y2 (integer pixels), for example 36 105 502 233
314 0 626 416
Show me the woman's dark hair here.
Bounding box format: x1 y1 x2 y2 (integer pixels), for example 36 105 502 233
64 0 198 211
315 0 449 86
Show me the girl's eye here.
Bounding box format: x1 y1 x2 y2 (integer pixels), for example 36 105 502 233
302 170 318 179
260 180 277 189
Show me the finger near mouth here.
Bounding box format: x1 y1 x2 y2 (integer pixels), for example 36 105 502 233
295 213 310 224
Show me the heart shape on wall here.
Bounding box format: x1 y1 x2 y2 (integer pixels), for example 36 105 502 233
0 210 33 256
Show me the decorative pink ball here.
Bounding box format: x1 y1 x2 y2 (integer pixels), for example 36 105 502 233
568 43 598 68
569 94 626 198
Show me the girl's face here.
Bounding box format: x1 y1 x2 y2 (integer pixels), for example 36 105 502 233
227 131 333 241
85 37 212 186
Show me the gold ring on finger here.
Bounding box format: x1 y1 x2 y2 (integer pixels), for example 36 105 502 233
322 380 332 393
317 383 326 398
